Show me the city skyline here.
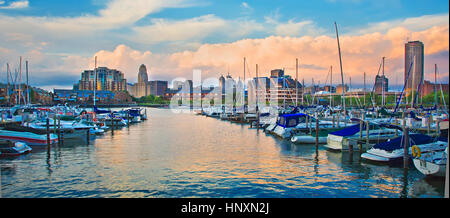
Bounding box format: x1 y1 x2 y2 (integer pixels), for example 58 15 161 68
0 0 448 91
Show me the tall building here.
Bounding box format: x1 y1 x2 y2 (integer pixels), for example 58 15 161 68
78 67 127 92
128 64 168 98
374 75 388 94
405 41 424 92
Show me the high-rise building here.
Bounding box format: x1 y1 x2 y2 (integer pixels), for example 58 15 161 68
405 41 424 92
128 64 168 98
78 67 127 92
374 75 388 93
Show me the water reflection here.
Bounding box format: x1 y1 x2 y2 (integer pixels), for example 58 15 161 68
0 108 446 198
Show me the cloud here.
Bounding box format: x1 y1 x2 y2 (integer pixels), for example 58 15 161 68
348 13 449 35
0 0 28 9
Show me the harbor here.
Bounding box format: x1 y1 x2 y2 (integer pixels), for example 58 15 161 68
0 104 448 198
0 1 448 200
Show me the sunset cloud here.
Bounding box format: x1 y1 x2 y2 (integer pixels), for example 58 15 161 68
87 22 448 89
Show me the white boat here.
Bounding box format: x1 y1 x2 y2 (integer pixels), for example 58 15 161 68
325 122 400 151
413 146 447 177
0 129 58 146
291 135 327 144
361 134 447 163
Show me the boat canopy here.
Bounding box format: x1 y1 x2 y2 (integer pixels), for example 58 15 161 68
277 113 310 128
372 134 446 151
94 106 111 114
329 123 367 137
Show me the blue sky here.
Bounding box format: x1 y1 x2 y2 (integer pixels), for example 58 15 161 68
0 0 448 90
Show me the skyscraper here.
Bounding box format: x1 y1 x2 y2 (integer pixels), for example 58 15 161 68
374 75 388 94
78 67 127 92
405 41 424 92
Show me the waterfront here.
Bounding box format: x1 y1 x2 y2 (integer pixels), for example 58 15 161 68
0 108 446 198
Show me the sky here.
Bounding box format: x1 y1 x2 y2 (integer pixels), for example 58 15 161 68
0 0 448 91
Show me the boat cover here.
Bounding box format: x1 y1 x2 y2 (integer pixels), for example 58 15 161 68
372 134 447 151
329 123 366 137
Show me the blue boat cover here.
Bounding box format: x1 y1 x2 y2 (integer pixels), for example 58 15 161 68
372 134 446 151
329 123 366 137
277 113 309 128
94 106 111 114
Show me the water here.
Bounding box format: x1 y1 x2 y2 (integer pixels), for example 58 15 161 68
0 108 445 198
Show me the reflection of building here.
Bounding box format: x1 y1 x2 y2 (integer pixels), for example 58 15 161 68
374 75 388 94
77 67 127 91
128 64 168 98
405 41 424 92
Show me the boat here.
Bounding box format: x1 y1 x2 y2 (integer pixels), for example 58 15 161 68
413 145 447 177
291 127 343 144
270 113 309 138
325 122 400 151
0 140 32 157
0 129 58 146
361 134 447 163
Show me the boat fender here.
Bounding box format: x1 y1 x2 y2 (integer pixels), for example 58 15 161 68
411 145 421 158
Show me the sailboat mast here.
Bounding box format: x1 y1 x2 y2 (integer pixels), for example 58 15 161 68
330 66 333 107
256 64 258 113
296 58 298 107
334 22 346 115
382 57 385 107
411 55 416 108
434 64 438 106
94 56 97 107
363 72 366 107
18 56 22 105
6 63 10 106
26 60 29 105
244 57 246 112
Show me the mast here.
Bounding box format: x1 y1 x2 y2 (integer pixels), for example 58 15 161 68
302 78 305 105
244 57 246 112
434 64 438 107
18 56 22 105
6 63 10 106
363 72 366 107
94 56 97 107
329 65 332 107
334 22 346 115
296 58 298 107
26 60 29 105
382 57 385 107
411 55 416 108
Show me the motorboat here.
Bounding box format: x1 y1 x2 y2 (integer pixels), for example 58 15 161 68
361 134 447 163
0 129 58 146
0 140 32 157
325 122 400 151
413 145 447 177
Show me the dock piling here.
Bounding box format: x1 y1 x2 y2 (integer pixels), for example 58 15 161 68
46 117 50 147
315 118 319 149
403 127 409 169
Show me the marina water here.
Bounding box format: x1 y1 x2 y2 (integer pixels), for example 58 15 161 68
0 108 445 198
